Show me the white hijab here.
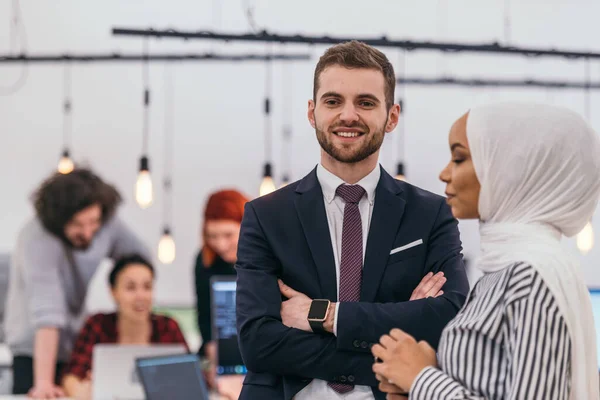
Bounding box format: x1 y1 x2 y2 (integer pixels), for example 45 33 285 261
467 102 600 400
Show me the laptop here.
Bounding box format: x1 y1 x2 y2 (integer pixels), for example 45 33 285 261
136 353 209 400
209 276 246 375
92 343 186 400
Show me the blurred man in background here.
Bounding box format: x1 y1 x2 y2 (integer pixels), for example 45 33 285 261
4 168 149 398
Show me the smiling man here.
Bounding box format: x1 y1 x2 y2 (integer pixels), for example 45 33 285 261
4 168 149 398
235 41 470 400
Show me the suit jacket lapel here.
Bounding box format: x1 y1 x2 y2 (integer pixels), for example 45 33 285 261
361 168 406 302
294 168 338 301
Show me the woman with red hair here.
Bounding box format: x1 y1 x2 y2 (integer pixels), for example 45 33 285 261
194 189 249 387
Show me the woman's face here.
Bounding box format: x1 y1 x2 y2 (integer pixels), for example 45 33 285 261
111 263 154 322
205 220 242 263
439 112 481 220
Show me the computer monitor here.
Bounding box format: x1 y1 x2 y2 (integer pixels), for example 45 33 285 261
136 354 209 400
589 289 600 369
210 276 246 375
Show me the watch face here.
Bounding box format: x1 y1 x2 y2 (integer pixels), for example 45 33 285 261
308 300 329 320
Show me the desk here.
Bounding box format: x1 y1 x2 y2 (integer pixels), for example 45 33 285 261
0 395 225 400
0 397 71 400
0 346 231 399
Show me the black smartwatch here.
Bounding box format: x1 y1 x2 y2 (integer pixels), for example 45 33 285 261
307 299 331 333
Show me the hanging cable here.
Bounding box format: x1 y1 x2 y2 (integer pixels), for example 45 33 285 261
57 62 74 174
63 63 72 150
436 0 449 75
259 43 276 196
585 58 591 120
395 50 407 181
280 56 292 188
242 0 259 33
162 65 174 230
142 39 150 157
158 64 176 264
265 45 272 164
135 39 154 208
503 0 512 44
0 0 28 95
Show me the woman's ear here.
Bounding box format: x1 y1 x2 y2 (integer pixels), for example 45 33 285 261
110 287 118 304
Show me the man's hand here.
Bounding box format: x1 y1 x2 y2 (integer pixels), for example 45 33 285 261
28 381 65 399
279 280 313 332
410 272 446 300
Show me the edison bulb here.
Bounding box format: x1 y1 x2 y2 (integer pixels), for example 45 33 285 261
158 233 176 264
577 221 594 255
259 176 276 196
135 170 153 208
395 163 406 182
57 156 74 174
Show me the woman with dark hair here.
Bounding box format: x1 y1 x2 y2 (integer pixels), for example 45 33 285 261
194 189 249 386
62 254 188 399
4 168 149 398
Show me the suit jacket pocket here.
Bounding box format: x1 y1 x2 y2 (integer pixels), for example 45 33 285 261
386 243 424 264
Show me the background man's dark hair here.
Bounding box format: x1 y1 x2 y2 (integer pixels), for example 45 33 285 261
32 168 122 240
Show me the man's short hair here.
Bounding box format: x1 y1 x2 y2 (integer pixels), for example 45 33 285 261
313 40 396 110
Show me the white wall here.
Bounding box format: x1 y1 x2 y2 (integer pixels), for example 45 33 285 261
1 0 600 309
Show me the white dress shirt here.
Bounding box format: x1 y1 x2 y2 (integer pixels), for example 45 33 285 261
294 164 380 400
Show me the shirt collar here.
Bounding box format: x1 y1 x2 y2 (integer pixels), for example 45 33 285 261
316 164 380 205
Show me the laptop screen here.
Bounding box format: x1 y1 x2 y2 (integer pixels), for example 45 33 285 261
136 354 209 400
210 276 246 375
589 289 600 369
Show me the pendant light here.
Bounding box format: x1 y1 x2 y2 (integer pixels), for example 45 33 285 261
57 63 74 174
135 40 153 208
259 47 276 196
577 59 594 255
157 65 176 264
577 222 594 255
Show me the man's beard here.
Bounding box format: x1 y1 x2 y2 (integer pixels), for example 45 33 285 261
316 119 386 164
68 236 92 250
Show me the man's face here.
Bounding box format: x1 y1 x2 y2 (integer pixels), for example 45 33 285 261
64 204 102 250
308 65 398 164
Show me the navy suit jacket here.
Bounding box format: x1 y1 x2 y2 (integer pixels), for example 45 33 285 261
236 166 469 400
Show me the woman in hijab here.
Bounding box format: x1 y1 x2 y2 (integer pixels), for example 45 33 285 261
371 103 600 399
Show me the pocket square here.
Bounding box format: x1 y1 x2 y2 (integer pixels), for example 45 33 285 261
390 239 423 255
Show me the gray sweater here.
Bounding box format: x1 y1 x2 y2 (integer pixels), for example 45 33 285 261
3 216 149 361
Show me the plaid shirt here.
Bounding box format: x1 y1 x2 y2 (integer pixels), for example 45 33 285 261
63 312 189 380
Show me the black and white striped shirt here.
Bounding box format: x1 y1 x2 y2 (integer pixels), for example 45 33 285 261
410 262 572 400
